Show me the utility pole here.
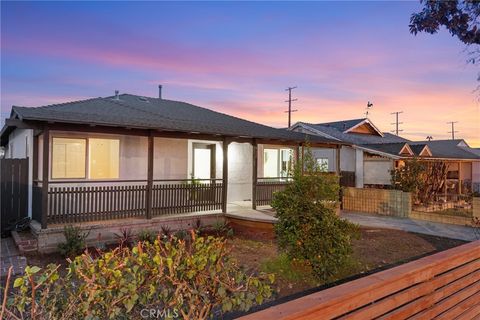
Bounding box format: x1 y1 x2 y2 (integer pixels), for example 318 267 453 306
447 121 458 140
390 111 404 136
284 86 298 128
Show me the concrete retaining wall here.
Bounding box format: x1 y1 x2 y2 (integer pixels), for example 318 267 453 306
410 211 472 226
342 187 411 217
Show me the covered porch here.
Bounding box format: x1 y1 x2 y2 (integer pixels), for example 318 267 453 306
30 123 341 230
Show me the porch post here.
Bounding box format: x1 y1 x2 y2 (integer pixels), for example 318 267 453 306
41 128 49 229
458 161 462 195
336 146 341 175
295 143 300 164
222 138 230 213
145 132 154 219
252 139 258 210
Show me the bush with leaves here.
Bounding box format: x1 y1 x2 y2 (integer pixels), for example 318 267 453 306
57 225 88 257
5 231 274 320
137 229 157 243
272 147 358 282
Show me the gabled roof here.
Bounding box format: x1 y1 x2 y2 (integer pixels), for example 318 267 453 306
361 143 414 157
409 144 432 157
316 118 384 136
291 121 408 146
1 93 343 146
410 140 480 160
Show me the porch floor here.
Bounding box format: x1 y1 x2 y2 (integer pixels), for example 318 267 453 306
226 201 277 223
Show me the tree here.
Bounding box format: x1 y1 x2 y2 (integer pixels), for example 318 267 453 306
271 147 358 281
410 1 480 46
410 1 480 86
391 159 449 204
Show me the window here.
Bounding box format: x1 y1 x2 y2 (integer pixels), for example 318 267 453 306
89 138 120 179
52 138 86 178
263 148 293 178
316 158 329 172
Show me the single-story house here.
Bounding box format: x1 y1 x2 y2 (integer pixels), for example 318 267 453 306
290 118 480 193
0 89 346 241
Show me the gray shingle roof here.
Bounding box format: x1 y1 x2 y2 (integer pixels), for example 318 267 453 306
361 143 410 156
297 121 409 145
296 121 480 160
6 94 341 144
410 140 480 160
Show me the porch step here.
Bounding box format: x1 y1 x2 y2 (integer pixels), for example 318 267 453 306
12 230 38 254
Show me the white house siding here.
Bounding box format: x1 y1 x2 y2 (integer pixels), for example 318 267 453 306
363 157 393 185
227 142 253 202
355 149 364 188
460 162 472 181
473 161 480 183
6 128 34 217
340 146 356 171
155 138 188 180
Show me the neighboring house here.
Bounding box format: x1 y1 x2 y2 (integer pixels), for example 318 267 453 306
290 118 480 192
0 90 344 232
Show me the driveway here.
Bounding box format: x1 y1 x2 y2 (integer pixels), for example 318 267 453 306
341 211 478 242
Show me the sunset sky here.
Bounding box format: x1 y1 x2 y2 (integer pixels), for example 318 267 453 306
1 1 479 146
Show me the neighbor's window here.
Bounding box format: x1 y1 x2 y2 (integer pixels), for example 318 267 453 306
316 158 329 172
89 138 120 179
52 138 86 179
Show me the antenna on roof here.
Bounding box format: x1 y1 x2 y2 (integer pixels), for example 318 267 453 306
426 136 433 141
365 101 373 117
390 111 403 136
447 121 458 140
114 90 119 100
158 85 163 99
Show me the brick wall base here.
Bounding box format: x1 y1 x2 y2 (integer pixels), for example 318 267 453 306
30 213 225 253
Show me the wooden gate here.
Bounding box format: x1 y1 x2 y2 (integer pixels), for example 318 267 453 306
1 159 29 232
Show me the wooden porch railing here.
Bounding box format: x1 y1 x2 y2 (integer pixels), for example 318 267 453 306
35 179 224 225
255 177 292 206
152 179 223 216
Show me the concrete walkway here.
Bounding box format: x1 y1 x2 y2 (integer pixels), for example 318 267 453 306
341 211 478 242
1 237 27 278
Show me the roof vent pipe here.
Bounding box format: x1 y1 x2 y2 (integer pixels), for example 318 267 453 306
158 85 162 99
114 90 119 100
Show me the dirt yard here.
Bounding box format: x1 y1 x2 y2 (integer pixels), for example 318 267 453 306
18 227 466 299
228 227 466 298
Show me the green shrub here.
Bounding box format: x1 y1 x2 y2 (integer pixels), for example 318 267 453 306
272 146 358 282
7 231 274 319
137 229 157 243
58 225 88 257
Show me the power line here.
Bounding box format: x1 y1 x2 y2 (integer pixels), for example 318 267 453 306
284 86 298 127
447 121 459 140
390 111 404 136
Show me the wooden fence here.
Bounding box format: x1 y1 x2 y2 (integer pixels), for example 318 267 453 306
1 158 29 232
240 240 480 319
42 179 223 224
255 177 291 206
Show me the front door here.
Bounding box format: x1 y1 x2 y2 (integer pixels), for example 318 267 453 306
192 143 216 180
